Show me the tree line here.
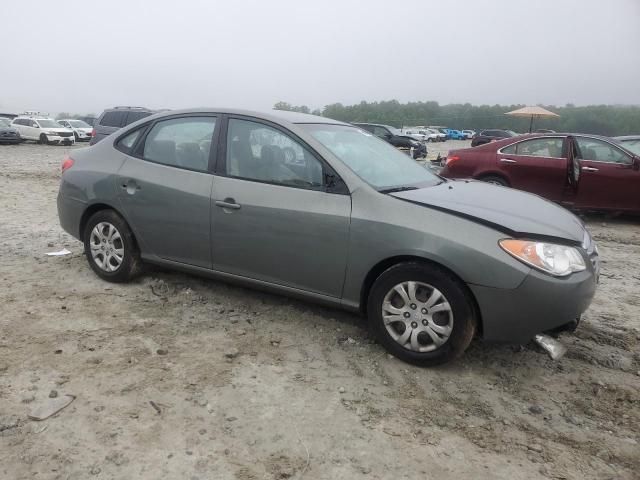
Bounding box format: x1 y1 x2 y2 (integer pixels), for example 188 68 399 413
274 100 640 136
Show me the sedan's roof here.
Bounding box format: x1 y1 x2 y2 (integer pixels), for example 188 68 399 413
154 108 350 126
614 135 640 141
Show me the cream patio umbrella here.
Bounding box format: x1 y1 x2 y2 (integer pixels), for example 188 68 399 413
505 106 559 133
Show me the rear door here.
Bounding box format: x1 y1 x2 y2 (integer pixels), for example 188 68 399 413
210 116 351 297
115 114 218 268
572 136 639 212
496 136 568 201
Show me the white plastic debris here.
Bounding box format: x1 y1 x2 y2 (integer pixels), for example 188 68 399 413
46 249 71 256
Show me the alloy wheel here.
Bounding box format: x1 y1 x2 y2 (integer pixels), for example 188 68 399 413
381 281 454 352
89 222 124 272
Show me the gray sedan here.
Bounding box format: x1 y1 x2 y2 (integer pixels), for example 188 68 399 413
57 109 598 365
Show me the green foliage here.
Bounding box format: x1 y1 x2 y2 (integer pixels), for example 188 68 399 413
277 100 639 136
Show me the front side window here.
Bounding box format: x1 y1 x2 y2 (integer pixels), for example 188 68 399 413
302 124 441 191
575 137 631 164
225 119 323 189
502 138 564 157
142 116 216 171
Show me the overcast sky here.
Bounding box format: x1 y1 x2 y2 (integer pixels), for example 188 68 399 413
2 0 639 115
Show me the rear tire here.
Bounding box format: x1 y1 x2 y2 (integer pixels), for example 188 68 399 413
367 262 476 366
479 175 509 187
83 210 142 283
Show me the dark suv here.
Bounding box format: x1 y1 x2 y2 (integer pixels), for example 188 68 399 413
471 129 518 147
89 107 156 145
353 123 427 159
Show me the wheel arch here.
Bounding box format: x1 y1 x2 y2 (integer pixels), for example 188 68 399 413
359 255 483 336
79 202 136 246
475 171 510 186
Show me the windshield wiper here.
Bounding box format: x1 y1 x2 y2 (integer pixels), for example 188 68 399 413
379 186 419 194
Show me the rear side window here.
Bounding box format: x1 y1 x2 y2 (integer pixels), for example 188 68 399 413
125 111 151 126
117 129 143 152
100 111 126 127
142 116 216 171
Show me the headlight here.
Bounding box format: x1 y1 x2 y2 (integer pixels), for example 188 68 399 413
46 131 58 135
499 239 586 277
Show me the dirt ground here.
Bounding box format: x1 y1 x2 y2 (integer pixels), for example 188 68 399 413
1 142 639 480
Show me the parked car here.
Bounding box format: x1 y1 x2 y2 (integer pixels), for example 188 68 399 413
352 123 426 158
78 116 97 127
57 108 598 366
402 127 443 143
58 119 93 142
614 135 640 156
535 129 555 134
0 117 23 144
441 133 640 214
11 116 74 145
462 130 475 139
471 129 518 147
428 126 451 139
90 106 155 145
445 129 466 140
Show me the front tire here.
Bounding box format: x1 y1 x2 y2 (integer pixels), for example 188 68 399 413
83 210 142 283
367 262 476 366
39 134 48 145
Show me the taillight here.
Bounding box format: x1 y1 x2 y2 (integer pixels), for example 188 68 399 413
445 155 460 166
61 156 74 173
90 128 96 137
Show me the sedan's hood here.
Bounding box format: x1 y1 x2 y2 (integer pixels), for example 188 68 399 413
391 180 585 243
0 127 18 133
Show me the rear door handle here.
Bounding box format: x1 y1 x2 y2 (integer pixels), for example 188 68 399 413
215 199 241 210
500 158 517 164
582 166 599 172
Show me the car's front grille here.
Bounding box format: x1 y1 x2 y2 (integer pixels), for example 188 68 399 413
57 132 73 137
1 131 18 137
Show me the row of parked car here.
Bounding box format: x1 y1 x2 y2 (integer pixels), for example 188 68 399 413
0 107 157 146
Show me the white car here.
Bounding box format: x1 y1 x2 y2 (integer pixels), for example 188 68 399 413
400 128 429 143
462 129 476 139
57 119 93 142
11 116 75 145
404 127 445 142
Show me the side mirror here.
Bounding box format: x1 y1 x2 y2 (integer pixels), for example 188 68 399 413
32 123 39 128
384 133 393 140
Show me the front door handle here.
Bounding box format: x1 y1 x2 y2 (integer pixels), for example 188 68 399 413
500 158 517 164
215 199 241 210
582 166 599 172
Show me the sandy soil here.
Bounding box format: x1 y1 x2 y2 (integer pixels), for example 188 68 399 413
1 142 639 480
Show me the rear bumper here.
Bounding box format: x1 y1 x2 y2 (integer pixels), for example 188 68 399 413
57 192 85 240
471 268 597 343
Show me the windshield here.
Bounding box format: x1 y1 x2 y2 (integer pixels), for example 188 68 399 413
0 118 10 127
37 119 62 128
618 139 640 155
506 130 518 136
69 120 90 128
301 124 441 190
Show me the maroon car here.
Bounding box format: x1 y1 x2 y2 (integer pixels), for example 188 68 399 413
441 134 640 214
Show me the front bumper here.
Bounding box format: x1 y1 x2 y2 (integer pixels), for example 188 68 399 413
0 134 22 143
75 131 91 141
471 267 597 344
46 135 75 145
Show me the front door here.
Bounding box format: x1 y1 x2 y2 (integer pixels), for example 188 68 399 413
571 136 640 212
115 115 218 268
497 136 568 202
211 117 351 297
